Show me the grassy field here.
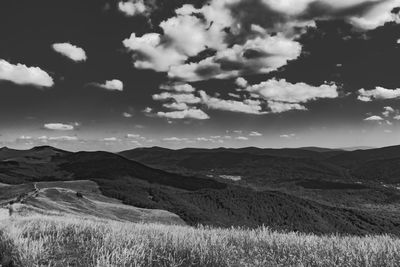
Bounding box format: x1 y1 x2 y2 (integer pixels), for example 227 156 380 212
1 215 400 266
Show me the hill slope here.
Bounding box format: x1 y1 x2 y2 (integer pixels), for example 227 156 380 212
0 180 185 225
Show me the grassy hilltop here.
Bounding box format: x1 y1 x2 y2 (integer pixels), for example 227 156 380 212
1 215 400 267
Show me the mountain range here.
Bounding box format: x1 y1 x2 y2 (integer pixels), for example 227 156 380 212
1 145 400 235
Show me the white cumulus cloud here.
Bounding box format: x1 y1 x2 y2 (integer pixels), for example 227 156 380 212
123 112 133 118
358 87 400 101
160 83 195 93
199 91 266 115
98 79 124 91
152 92 201 104
249 131 263 137
118 0 146 16
364 115 384 121
156 108 210 120
0 59 54 87
44 123 75 131
247 79 338 103
52 43 87 62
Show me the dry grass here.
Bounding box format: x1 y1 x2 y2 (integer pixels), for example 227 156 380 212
1 215 400 266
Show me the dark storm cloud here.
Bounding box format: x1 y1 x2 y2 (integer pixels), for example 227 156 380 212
228 0 287 34
300 0 390 21
228 0 395 38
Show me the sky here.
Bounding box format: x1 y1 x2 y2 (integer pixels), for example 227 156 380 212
1 0 400 151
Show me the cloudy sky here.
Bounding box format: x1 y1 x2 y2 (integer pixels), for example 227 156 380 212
2 0 400 151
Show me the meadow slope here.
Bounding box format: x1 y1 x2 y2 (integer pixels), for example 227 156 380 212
1 215 400 267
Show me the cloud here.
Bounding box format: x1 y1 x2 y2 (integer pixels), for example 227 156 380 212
18 135 78 142
168 34 302 82
151 79 336 117
267 101 307 113
280 133 296 139
199 91 266 115
235 77 248 88
125 134 148 145
245 79 338 113
160 83 195 93
358 87 400 101
123 112 133 118
236 136 249 141
17 136 33 141
196 137 211 142
156 108 210 120
123 33 187 71
124 2 302 81
129 140 143 146
228 93 241 99
118 0 146 16
98 79 124 91
247 79 338 103
244 0 400 30
52 43 87 62
47 136 78 141
249 131 263 137
163 137 188 142
152 92 201 104
126 134 141 138
123 0 397 83
123 1 232 74
364 115 384 121
383 106 395 117
0 59 54 87
44 123 75 131
347 0 400 29
194 137 225 143
163 102 189 111
142 107 153 114
167 57 233 82
160 5 228 56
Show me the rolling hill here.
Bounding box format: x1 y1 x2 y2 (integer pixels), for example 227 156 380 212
0 180 185 225
1 145 400 235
